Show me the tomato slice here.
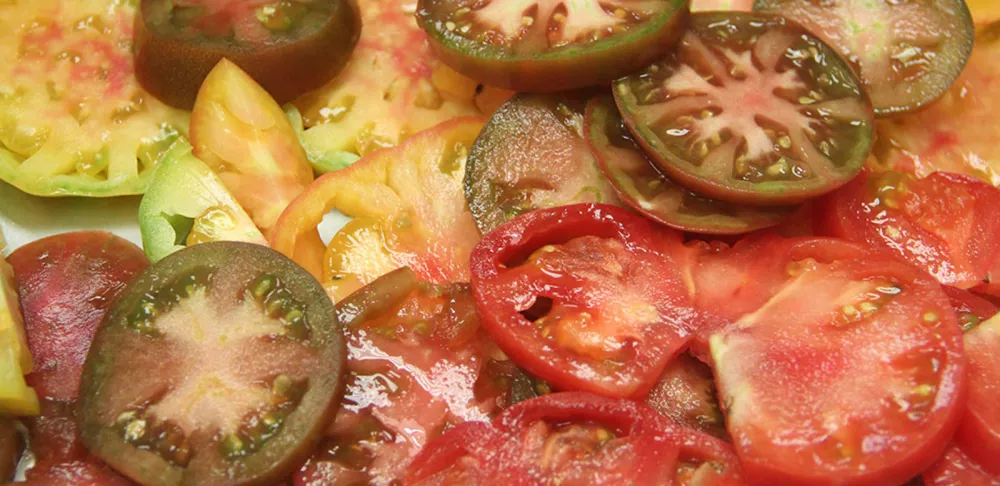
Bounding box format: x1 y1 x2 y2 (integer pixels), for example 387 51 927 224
586 94 796 234
8 232 148 402
416 0 688 92
954 313 1000 474
923 443 1000 486
79 242 345 486
470 203 695 398
671 425 745 486
294 267 519 485
190 59 315 235
943 286 998 332
817 169 1000 289
711 256 966 485
135 0 360 109
466 92 622 234
402 420 499 486
753 0 974 117
646 352 728 441
614 12 874 206
271 117 484 301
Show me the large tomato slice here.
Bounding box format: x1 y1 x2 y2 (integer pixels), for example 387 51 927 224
923 443 1000 486
470 203 695 398
270 117 484 301
614 12 875 206
711 256 966 486
0 0 189 197
954 312 1000 474
24 400 132 485
817 169 1000 289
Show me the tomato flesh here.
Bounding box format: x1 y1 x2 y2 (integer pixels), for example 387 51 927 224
586 94 796 234
615 12 874 206
943 286 999 333
923 443 1000 486
753 0 975 116
955 313 1000 474
646 353 728 441
466 92 622 234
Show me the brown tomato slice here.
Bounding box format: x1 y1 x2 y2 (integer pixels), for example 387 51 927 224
614 12 874 206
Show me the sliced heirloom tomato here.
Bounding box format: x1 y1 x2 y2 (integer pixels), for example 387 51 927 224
402 420 499 486
615 12 874 206
817 169 1000 289
711 256 967 486
271 117 484 301
646 352 728 441
753 0 974 116
9 231 148 402
190 59 314 235
923 444 1000 486
943 286 999 332
465 92 622 234
294 267 520 485
79 242 345 486
135 0 360 109
586 94 796 234
416 0 689 92
0 0 189 197
954 312 1000 474
470 203 696 398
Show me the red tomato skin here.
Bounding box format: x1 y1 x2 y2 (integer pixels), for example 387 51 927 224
817 170 1000 289
923 444 1000 486
402 421 498 486
8 232 148 402
955 316 1000 474
943 286 999 323
469 204 694 398
19 459 134 486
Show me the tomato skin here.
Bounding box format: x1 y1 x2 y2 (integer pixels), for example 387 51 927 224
20 459 135 486
8 232 148 402
818 170 1000 288
923 444 1000 486
954 313 1000 474
470 204 695 398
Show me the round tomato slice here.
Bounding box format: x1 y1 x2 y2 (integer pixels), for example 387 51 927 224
646 352 728 441
817 169 1000 289
135 0 361 109
923 444 1000 486
753 0 974 117
294 267 520 485
466 91 622 234
711 256 966 486
470 203 695 398
614 12 874 206
586 94 796 234
79 242 345 486
415 0 688 92
955 313 1000 474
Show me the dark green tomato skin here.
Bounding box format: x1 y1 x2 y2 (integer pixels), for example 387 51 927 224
78 242 345 486
135 0 361 109
465 91 623 234
416 0 690 91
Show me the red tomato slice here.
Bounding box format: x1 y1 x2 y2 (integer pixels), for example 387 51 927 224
8 232 148 402
20 459 134 486
470 204 695 398
646 352 728 441
955 313 1000 474
24 400 132 485
943 286 999 332
402 421 499 486
818 170 1000 288
711 256 967 486
923 443 1000 486
672 425 745 486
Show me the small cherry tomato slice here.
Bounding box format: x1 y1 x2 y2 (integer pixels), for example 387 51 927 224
614 12 874 206
586 94 796 234
8 232 148 402
817 169 1000 289
711 256 966 486
135 0 361 109
416 0 689 92
466 92 622 234
923 443 1000 486
294 267 519 485
470 203 695 398
79 242 345 486
646 352 728 441
943 286 998 332
753 0 974 117
955 313 1000 474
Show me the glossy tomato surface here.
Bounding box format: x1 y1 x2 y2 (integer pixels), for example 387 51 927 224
646 352 728 441
955 313 1000 474
923 443 1000 486
471 204 696 398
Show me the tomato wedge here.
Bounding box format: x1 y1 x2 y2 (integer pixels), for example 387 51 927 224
753 0 974 116
615 12 874 206
416 0 689 92
586 94 796 234
955 313 1000 474
711 256 966 486
470 203 694 398
923 444 1000 486
466 92 622 234
818 169 1000 289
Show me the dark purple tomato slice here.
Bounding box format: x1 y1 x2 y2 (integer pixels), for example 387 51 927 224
415 0 689 91
135 0 361 109
465 92 622 234
585 94 796 234
78 242 345 486
645 352 728 441
614 12 875 206
753 0 974 117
